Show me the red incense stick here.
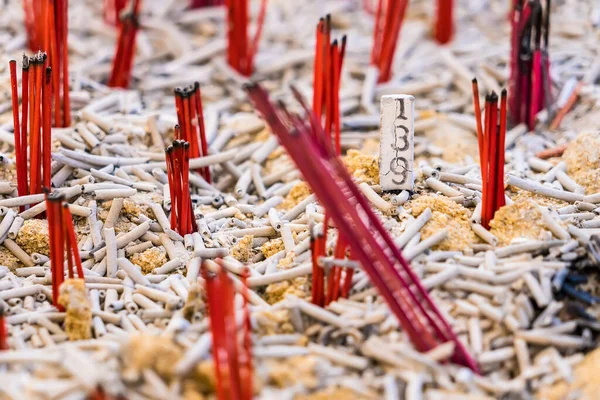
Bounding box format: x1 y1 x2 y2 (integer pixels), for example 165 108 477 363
370 0 409 83
434 0 454 44
104 0 128 26
224 0 268 76
0 304 7 350
9 61 24 202
45 191 65 308
203 260 253 400
108 0 142 88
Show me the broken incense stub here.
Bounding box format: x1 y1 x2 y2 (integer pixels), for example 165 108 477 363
379 94 415 192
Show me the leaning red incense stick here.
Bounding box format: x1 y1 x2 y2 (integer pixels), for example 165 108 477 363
247 83 479 372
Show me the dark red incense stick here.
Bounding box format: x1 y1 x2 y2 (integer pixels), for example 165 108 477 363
203 260 253 400
108 0 142 88
0 303 8 351
104 0 128 26
247 83 479 372
9 61 24 203
190 0 224 8
45 191 66 308
434 0 454 44
224 0 267 76
370 0 409 83
508 0 551 129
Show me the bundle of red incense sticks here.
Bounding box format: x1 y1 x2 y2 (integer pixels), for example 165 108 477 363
9 54 53 202
174 83 210 183
108 0 142 88
311 16 348 306
472 80 508 229
312 15 346 153
224 0 267 76
310 224 356 307
45 192 86 309
203 260 252 400
104 0 128 26
22 0 71 127
434 0 454 44
165 140 198 236
246 83 479 372
370 0 409 83
508 0 552 129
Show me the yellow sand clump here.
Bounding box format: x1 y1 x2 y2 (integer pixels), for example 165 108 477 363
231 235 253 262
266 356 318 389
58 279 92 341
296 387 373 400
536 347 600 400
489 199 545 246
122 198 141 217
261 238 285 258
182 283 205 322
254 309 295 335
16 219 50 256
409 195 477 251
343 149 379 185
130 247 168 274
279 182 312 210
265 277 308 304
122 334 183 381
563 130 600 194
0 247 20 270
